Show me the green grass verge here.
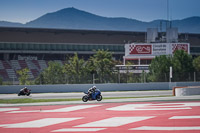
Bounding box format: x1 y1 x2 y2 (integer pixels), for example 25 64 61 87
0 95 173 104
0 98 81 104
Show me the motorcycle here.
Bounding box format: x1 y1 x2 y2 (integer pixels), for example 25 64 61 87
18 89 31 96
82 89 102 102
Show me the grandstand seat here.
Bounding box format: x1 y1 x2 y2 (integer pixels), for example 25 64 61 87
0 60 4 69
38 60 48 70
27 71 34 79
2 60 12 69
26 60 38 70
32 60 41 69
18 60 28 69
0 69 9 79
46 60 49 67
10 60 21 70
6 69 17 79
0 60 65 81
31 69 39 78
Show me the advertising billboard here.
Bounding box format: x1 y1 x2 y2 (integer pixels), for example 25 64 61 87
125 43 190 56
172 43 189 54
129 45 152 55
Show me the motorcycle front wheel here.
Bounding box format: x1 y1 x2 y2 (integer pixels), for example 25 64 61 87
96 95 102 101
82 96 88 102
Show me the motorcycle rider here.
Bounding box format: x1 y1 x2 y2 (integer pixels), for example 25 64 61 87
21 87 29 95
88 86 96 98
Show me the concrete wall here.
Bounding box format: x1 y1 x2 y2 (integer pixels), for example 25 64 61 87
0 82 200 94
175 86 200 96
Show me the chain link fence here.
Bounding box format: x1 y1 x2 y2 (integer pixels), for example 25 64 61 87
62 71 200 84
1 71 200 85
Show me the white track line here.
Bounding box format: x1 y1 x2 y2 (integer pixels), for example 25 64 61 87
1 118 82 128
0 108 20 112
76 116 154 127
106 104 191 111
52 128 106 132
7 105 102 113
43 105 101 112
130 126 200 130
170 116 200 119
7 110 40 113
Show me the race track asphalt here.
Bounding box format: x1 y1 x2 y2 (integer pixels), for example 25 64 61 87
0 90 172 99
0 90 200 107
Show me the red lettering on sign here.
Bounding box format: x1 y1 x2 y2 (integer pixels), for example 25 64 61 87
129 45 152 54
172 44 188 53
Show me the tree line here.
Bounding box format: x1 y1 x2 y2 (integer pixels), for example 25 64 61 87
16 49 200 85
148 50 200 82
17 50 117 85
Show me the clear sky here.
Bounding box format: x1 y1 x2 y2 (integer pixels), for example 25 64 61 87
0 0 199 24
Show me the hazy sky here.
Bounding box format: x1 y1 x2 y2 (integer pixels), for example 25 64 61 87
0 0 199 24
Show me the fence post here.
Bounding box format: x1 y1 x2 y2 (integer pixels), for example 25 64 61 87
169 66 172 82
118 71 120 83
93 73 95 84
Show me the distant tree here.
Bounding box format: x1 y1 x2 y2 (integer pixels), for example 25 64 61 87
193 56 200 72
0 77 2 85
124 61 134 83
42 61 64 84
148 55 171 82
172 50 194 81
34 72 45 85
92 50 115 83
86 56 96 75
17 68 30 85
63 53 87 83
112 60 123 83
85 56 97 83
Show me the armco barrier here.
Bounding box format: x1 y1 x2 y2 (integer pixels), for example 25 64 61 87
175 86 200 96
0 82 200 94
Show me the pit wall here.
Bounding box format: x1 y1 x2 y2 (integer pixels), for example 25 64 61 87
0 82 200 94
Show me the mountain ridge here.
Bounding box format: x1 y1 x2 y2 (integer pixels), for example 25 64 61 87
0 7 200 33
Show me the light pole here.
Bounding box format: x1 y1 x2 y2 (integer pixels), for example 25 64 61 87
169 66 172 82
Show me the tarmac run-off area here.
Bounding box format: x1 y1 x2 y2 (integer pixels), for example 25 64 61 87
0 101 200 133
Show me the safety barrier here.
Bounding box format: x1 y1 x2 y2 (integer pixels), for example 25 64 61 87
0 82 200 94
175 86 200 96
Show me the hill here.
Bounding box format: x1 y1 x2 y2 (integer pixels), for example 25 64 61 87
0 8 200 33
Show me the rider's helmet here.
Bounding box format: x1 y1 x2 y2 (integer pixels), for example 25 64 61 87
92 86 96 90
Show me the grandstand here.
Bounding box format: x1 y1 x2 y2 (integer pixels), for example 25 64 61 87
0 27 200 82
